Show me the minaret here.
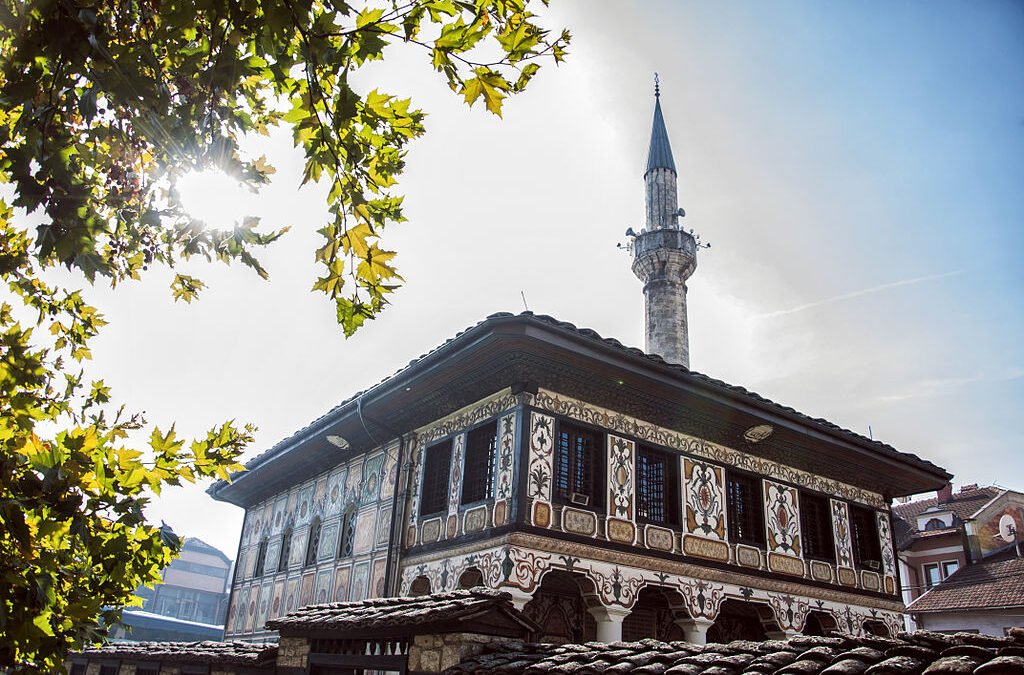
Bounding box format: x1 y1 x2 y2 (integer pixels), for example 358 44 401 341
630 78 698 367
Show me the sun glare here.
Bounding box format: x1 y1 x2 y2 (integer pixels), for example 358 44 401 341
176 169 259 231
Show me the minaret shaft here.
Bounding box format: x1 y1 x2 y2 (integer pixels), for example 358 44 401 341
631 85 698 368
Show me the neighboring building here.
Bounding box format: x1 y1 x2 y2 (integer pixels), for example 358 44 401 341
208 87 951 645
113 537 233 641
894 483 1024 634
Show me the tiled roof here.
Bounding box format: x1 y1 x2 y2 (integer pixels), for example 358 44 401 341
79 640 277 666
266 588 538 634
213 313 948 498
892 486 1001 548
908 551 1024 613
446 630 1024 675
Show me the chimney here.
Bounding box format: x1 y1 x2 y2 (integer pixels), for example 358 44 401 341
937 482 953 503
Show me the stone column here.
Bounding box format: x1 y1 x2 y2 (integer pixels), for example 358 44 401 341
588 605 632 643
675 617 715 645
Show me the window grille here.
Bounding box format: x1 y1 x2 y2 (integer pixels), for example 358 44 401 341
799 491 835 561
636 447 677 524
461 422 497 504
850 504 882 569
253 538 268 577
554 422 603 507
305 517 322 567
726 471 766 547
339 507 357 558
419 440 452 516
278 528 292 573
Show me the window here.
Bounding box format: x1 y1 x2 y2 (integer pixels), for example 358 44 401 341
278 528 293 573
924 517 946 531
849 505 882 570
252 538 268 577
942 560 959 578
799 491 835 562
305 517 322 567
420 440 452 516
461 422 498 504
923 563 941 589
339 507 357 558
636 446 678 525
726 470 765 547
554 422 604 507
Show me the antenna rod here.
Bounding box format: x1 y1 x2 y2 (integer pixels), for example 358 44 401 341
520 290 529 311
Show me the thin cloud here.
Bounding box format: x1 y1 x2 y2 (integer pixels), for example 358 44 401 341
758 270 965 319
876 368 1024 403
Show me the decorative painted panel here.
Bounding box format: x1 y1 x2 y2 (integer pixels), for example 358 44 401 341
270 580 285 620
296 485 314 525
333 565 351 601
533 389 886 509
257 582 273 629
351 562 370 601
271 497 287 534
448 433 465 516
371 558 387 597
285 578 299 613
362 453 386 505
528 412 555 528
876 510 896 579
765 480 801 556
314 569 333 604
607 435 635 520
831 499 854 569
496 413 516 501
380 443 399 500
299 572 314 606
326 468 347 515
767 592 810 631
683 459 726 540
353 508 375 555
318 522 340 561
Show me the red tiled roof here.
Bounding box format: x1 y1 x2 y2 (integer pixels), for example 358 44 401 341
79 640 276 666
892 487 1001 548
908 552 1024 613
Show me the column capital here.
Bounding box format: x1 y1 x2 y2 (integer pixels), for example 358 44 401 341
675 616 715 645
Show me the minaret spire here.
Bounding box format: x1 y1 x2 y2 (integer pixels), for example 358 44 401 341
629 79 699 367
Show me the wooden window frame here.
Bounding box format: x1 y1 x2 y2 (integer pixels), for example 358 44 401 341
553 421 605 509
252 538 268 578
278 527 293 573
725 469 766 547
304 517 322 567
799 490 835 562
635 446 678 526
849 504 882 571
338 506 357 558
419 440 453 517
461 421 498 505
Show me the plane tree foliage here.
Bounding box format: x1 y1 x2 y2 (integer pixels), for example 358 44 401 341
0 0 568 670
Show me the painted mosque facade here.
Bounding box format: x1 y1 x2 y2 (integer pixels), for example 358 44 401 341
212 91 950 645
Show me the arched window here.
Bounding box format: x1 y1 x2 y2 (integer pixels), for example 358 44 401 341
305 517 322 567
409 576 431 596
278 527 292 573
924 518 946 531
458 568 484 589
253 538 268 577
339 506 357 558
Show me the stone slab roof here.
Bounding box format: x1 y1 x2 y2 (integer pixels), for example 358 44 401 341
266 588 539 635
446 630 1024 675
79 640 277 666
908 551 1024 613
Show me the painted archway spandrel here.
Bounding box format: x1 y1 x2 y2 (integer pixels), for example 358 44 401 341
591 565 644 608
766 592 811 632
528 412 555 527
608 435 635 521
678 579 726 620
765 481 801 556
684 459 726 540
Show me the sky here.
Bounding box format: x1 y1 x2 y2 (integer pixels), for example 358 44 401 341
52 1 1024 558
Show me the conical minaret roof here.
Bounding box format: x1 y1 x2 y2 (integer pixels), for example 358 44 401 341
645 86 676 176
